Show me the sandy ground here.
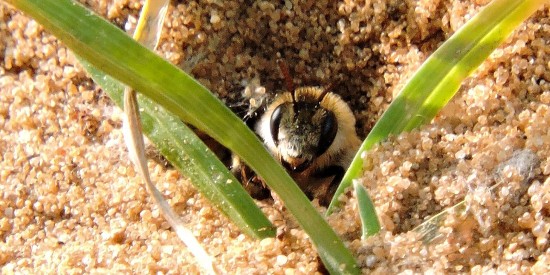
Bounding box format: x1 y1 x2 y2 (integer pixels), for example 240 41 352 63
1 0 550 273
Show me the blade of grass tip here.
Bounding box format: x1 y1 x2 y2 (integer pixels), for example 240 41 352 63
353 181 381 238
327 0 547 214
412 201 466 244
414 149 540 244
123 1 215 273
9 0 360 272
412 179 505 244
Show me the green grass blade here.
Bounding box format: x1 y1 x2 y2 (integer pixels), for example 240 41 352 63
327 0 546 214
82 61 275 239
354 181 381 238
7 0 360 272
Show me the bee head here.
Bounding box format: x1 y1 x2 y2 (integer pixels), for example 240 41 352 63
269 91 338 172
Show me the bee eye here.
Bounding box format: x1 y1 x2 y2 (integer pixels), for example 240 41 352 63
317 111 337 156
270 104 285 145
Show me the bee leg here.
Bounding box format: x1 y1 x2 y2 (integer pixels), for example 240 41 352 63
312 166 345 206
231 154 271 200
243 168 271 200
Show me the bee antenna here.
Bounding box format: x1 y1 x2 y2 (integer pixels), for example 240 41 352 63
318 82 334 102
277 59 295 100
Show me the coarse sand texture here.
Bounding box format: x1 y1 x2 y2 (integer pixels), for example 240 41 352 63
1 0 550 273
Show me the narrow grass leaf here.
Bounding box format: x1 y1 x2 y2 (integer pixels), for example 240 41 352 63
124 2 215 272
8 0 360 272
328 0 547 214
354 181 381 238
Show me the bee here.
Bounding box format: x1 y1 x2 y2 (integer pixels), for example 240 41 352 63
251 60 362 205
150 60 362 205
